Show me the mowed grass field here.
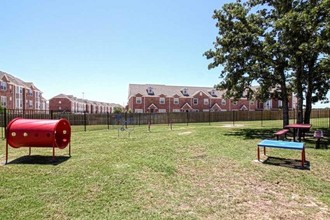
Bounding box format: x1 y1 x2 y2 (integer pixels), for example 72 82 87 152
1 122 330 219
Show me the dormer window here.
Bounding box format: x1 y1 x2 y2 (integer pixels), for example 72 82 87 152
181 88 189 96
209 89 217 97
146 87 154 95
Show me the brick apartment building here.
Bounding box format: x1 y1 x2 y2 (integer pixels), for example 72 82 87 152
128 84 296 113
0 71 47 111
49 94 122 113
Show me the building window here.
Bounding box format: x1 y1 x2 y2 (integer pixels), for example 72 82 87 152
173 109 180 112
0 81 7 91
136 97 142 104
181 88 189 96
27 89 33 96
1 96 7 107
203 109 210 112
250 100 255 105
159 109 166 113
58 101 62 104
159 97 165 104
135 109 143 113
232 101 238 106
193 98 198 105
146 87 154 95
204 98 209 105
29 100 33 108
221 99 226 105
174 98 179 105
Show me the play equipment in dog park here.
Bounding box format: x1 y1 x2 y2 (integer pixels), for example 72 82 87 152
114 114 134 137
5 118 71 164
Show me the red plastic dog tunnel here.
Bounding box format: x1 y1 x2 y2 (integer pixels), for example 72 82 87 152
5 118 71 164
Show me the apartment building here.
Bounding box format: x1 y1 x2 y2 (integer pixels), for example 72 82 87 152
49 94 122 113
0 71 47 111
128 84 295 113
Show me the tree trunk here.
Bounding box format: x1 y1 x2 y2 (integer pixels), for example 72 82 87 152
296 57 304 124
279 69 290 127
304 58 316 124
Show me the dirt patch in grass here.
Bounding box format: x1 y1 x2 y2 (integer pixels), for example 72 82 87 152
221 124 245 128
135 155 330 219
178 131 192 136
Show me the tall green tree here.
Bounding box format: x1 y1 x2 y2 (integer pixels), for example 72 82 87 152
204 0 292 126
205 0 330 125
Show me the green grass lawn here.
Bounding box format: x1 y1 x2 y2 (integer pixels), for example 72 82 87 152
1 122 330 219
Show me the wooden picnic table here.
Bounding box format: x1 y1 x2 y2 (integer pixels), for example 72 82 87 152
284 123 312 142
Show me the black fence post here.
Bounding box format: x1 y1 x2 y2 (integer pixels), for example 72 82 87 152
124 111 127 129
107 112 110 130
84 111 87 132
4 108 7 139
232 111 235 126
138 113 141 126
50 110 53 119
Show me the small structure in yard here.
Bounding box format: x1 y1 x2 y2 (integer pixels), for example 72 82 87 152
313 130 324 149
5 118 71 164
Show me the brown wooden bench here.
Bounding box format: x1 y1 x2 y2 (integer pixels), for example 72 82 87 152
274 129 290 140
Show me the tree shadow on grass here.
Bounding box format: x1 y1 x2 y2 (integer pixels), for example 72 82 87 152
225 128 277 140
226 127 329 149
261 156 310 170
6 155 70 166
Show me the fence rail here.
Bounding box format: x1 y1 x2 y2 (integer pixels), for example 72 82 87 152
0 108 329 133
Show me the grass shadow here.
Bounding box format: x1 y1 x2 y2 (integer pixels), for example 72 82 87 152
227 127 329 149
262 156 310 170
225 128 279 140
6 155 70 166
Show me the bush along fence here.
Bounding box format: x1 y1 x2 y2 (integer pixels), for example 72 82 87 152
0 108 329 136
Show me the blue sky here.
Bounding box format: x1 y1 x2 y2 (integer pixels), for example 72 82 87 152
1 0 329 108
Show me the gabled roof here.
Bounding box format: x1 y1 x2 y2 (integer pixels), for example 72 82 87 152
240 105 248 111
191 90 210 97
181 103 193 110
0 70 43 92
147 103 158 109
211 103 222 111
128 84 226 99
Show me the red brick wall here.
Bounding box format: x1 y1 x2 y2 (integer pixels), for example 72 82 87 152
49 98 72 112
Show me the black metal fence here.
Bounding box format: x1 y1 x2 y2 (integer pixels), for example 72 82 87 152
0 108 329 134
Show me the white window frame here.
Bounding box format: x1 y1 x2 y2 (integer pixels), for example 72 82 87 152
135 109 143 113
136 97 142 104
173 109 180 112
204 98 209 105
159 109 166 113
173 98 179 105
0 81 7 91
159 97 165 104
193 98 198 105
1 96 7 107
221 99 226 105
